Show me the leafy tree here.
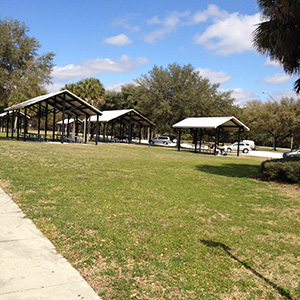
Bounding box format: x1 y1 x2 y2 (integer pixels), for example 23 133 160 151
61 77 105 108
102 84 139 111
134 63 235 133
253 0 300 93
102 90 124 110
242 97 299 150
0 18 55 112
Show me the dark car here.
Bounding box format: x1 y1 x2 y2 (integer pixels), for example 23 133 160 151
283 149 300 158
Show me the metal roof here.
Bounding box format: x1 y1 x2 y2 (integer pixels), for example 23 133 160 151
89 109 155 126
172 117 249 131
4 90 102 117
0 111 30 119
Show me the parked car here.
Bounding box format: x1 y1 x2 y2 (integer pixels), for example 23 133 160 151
150 135 176 146
111 135 129 142
242 140 255 150
222 144 232 152
226 142 251 153
283 149 300 158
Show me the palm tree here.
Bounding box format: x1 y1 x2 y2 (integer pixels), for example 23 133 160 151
62 78 105 108
253 0 300 93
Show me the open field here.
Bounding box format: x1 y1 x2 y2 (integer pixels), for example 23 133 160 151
0 139 299 299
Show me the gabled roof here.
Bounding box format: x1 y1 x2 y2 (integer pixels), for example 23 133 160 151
89 109 155 126
0 111 30 119
4 90 102 117
172 117 249 131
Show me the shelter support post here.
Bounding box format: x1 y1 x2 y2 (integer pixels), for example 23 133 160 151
214 128 219 156
194 129 198 153
11 110 14 139
217 127 220 145
103 123 106 142
6 112 9 138
38 102 41 136
24 107 28 141
106 123 109 141
16 110 20 140
52 108 56 141
139 125 142 144
96 114 99 145
61 95 66 143
45 100 48 139
237 127 241 157
149 126 152 142
111 121 114 140
177 128 181 151
84 115 88 143
199 129 203 153
75 116 79 138
128 117 132 143
67 116 70 138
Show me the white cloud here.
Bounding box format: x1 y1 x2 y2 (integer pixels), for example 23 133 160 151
263 57 281 68
217 87 254 106
193 4 228 23
196 68 231 84
222 88 254 106
105 81 135 92
103 34 132 46
144 11 190 43
46 83 63 93
230 88 254 100
112 14 140 33
275 90 298 99
194 12 261 55
264 73 291 85
51 55 149 82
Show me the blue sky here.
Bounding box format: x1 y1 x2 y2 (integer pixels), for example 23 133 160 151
1 0 298 105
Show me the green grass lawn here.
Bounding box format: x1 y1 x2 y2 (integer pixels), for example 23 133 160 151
0 139 299 299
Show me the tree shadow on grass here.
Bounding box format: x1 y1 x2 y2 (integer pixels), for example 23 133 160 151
196 163 260 179
201 240 294 299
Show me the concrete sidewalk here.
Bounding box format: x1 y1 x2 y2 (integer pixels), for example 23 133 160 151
0 187 101 300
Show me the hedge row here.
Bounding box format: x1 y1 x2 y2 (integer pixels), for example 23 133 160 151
260 157 300 184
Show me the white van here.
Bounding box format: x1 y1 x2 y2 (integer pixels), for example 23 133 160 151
242 140 255 150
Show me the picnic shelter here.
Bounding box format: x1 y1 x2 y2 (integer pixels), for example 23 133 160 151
89 109 155 143
172 116 250 156
3 90 102 144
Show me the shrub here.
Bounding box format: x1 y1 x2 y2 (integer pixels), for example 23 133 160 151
260 157 300 183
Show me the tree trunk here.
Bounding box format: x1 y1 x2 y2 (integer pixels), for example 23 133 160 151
272 135 277 151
